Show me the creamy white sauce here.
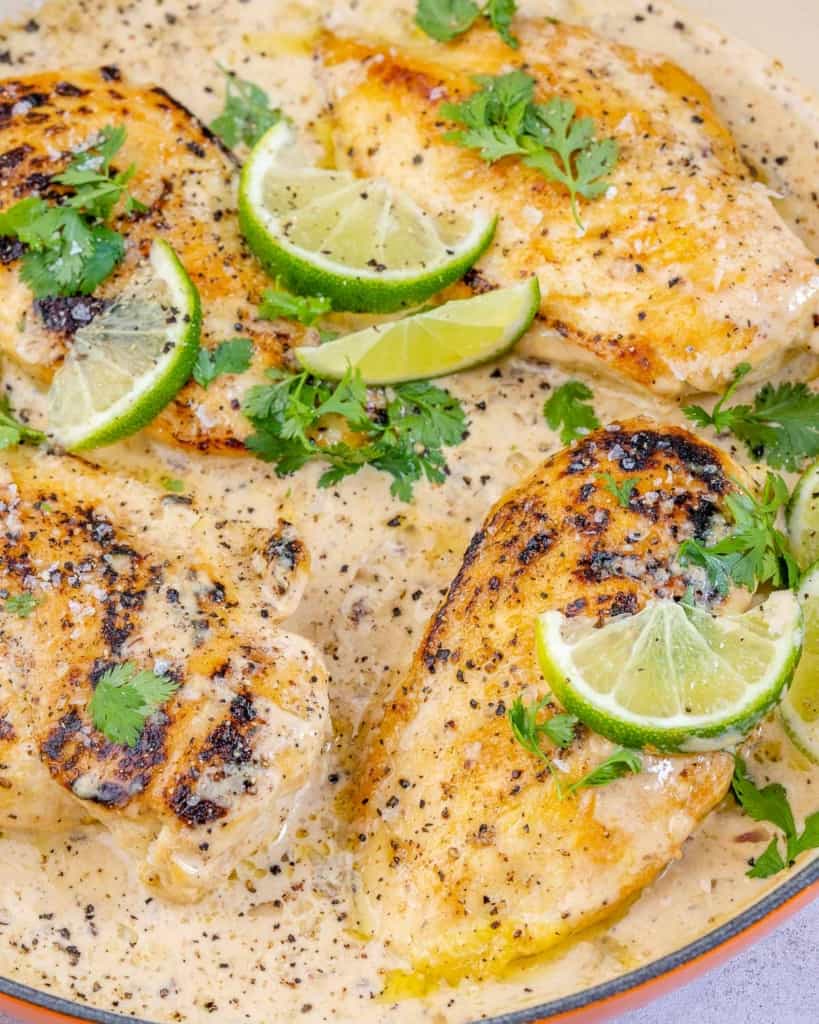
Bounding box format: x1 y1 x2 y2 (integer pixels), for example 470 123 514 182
0 1 818 1022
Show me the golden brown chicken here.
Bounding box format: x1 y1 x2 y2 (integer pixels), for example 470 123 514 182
0 68 298 452
319 20 819 395
352 421 737 987
0 447 329 901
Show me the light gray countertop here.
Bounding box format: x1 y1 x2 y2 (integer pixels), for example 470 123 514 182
1 897 816 1023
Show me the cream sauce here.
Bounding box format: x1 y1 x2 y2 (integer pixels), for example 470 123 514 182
0 1 818 1022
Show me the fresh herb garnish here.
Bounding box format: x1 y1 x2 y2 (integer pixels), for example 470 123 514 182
566 748 643 794
440 71 618 228
678 473 799 595
415 0 519 47
53 124 146 220
4 592 41 618
161 477 185 493
243 367 467 501
509 696 642 797
685 363 819 472
543 379 599 443
597 471 637 508
0 395 44 450
210 65 284 149
508 694 579 762
89 662 179 748
258 287 332 327
732 755 819 879
192 337 254 390
0 125 142 298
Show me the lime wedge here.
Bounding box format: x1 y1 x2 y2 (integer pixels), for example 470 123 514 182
294 278 539 384
779 564 819 762
788 459 819 570
238 121 497 313
47 239 201 451
536 592 803 753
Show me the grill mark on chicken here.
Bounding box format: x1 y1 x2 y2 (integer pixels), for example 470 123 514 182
0 68 303 453
0 449 329 899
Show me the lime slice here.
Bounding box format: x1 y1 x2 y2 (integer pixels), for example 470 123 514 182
779 565 819 762
238 121 497 313
536 592 803 753
47 239 201 451
294 277 539 384
787 459 819 570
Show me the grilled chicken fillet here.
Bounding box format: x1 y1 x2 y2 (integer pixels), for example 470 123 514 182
0 448 329 902
352 421 737 984
0 68 298 452
319 20 819 395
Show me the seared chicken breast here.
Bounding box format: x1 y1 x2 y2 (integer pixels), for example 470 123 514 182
0 448 329 901
0 68 298 452
320 21 819 395
352 421 737 984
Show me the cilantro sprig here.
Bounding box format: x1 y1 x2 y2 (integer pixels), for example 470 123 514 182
597 471 637 508
210 65 284 149
242 367 467 501
0 395 44 450
193 337 254 390
678 473 799 596
4 592 41 618
543 379 599 443
0 125 142 299
415 0 519 48
732 756 819 879
685 363 819 472
508 694 642 796
566 748 643 795
509 694 579 761
258 287 332 327
89 662 180 748
440 71 618 228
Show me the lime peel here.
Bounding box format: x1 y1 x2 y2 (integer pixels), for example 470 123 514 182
536 592 804 753
238 121 497 313
779 564 819 763
47 238 201 451
294 277 540 384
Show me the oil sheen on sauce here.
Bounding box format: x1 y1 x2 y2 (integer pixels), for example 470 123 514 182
0 1 817 1022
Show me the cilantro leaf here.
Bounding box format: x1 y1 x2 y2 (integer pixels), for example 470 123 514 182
0 125 139 298
55 125 144 221
732 757 819 879
508 695 579 763
4 592 41 618
89 662 179 748
161 477 185 493
441 72 617 227
0 395 44 449
748 838 787 879
788 812 819 861
415 0 518 46
416 0 480 41
543 379 600 443
684 364 819 471
259 287 332 327
566 748 642 794
678 473 798 595
193 337 254 390
732 755 796 837
210 65 284 148
485 0 519 47
597 471 637 508
242 368 467 501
